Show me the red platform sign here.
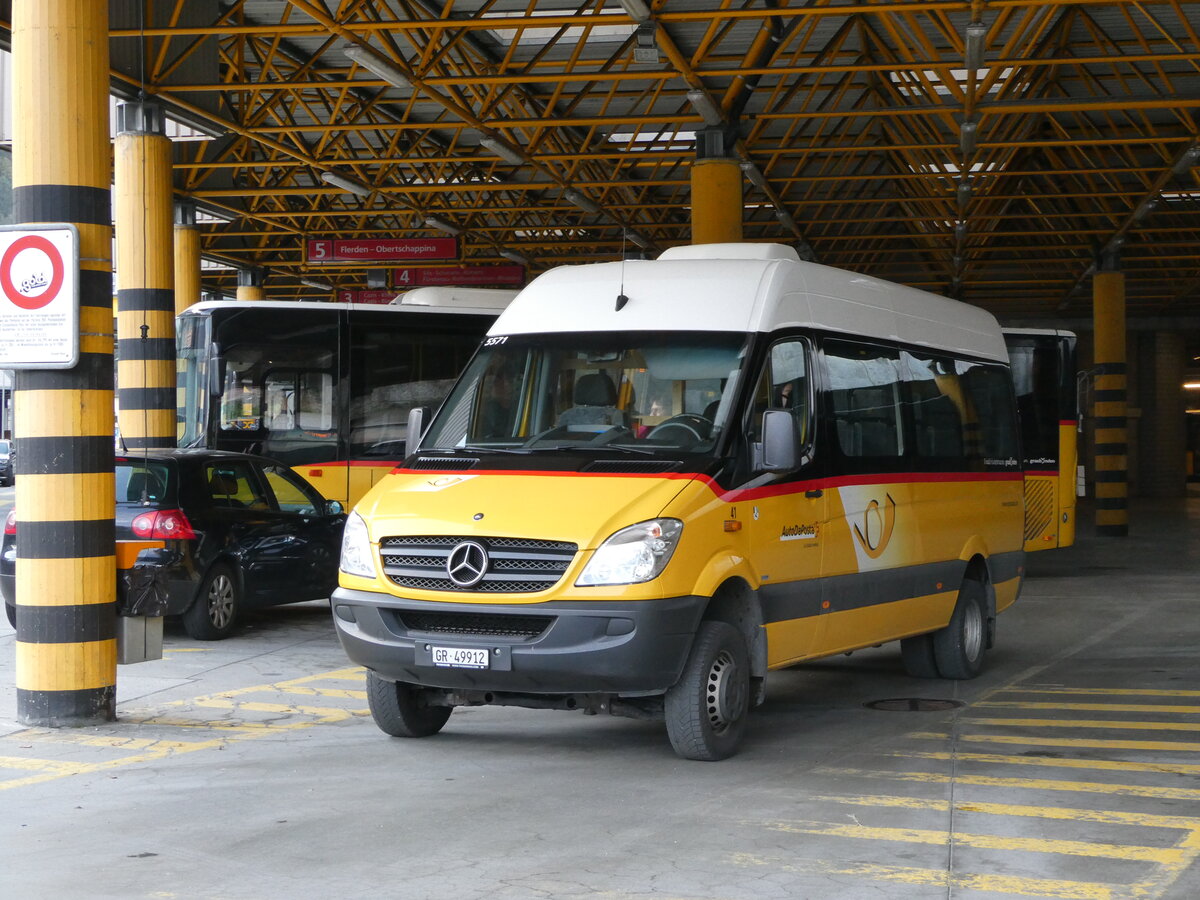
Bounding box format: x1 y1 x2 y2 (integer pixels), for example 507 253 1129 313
336 289 395 305
393 264 526 287
307 238 458 263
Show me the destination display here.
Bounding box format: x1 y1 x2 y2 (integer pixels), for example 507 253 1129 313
307 237 459 263
393 263 525 287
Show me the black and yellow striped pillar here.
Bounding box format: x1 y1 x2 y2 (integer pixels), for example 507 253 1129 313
115 102 176 451
237 266 266 301
174 201 201 316
1092 262 1128 537
13 0 117 725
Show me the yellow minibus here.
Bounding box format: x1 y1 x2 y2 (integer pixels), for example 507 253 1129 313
332 243 1025 760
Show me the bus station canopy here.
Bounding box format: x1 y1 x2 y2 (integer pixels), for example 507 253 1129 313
4 0 1199 320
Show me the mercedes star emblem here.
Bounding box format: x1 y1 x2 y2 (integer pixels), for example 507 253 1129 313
446 540 489 588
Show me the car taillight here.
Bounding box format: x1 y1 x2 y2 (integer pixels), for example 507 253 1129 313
131 509 196 540
4 509 15 535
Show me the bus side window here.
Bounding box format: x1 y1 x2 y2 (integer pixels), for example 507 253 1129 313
825 340 905 458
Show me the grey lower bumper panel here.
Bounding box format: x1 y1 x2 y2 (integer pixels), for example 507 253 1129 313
331 587 708 695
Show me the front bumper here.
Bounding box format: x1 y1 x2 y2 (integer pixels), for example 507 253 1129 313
331 586 708 695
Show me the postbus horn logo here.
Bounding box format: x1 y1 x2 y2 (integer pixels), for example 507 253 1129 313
853 493 896 559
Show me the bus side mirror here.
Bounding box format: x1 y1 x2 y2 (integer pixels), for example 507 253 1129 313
406 406 431 451
760 409 798 472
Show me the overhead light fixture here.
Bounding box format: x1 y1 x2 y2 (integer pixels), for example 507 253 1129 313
739 160 770 193
625 230 651 249
1132 196 1160 222
619 0 652 23
479 134 527 166
775 208 798 232
964 21 988 72
959 120 978 156
954 220 969 243
343 43 412 90
500 249 530 266
193 203 237 224
321 170 373 198
687 90 723 127
300 277 333 291
1184 382 1200 390
424 214 462 235
564 188 601 214
1172 144 1200 176
633 23 659 64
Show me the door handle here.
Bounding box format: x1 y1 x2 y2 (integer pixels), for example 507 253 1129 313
805 488 823 499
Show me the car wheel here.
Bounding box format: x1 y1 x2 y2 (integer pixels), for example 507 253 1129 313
900 633 940 678
4 602 14 628
931 578 989 679
366 671 452 737
664 620 751 761
182 562 241 641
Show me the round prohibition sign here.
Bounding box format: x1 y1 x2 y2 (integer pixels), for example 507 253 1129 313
1 234 66 310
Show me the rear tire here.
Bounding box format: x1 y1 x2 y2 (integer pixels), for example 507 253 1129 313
900 633 940 678
366 672 452 737
182 562 240 641
664 620 750 761
932 579 988 679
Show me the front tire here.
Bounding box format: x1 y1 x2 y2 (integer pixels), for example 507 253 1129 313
366 672 452 737
932 579 989 679
664 620 751 761
182 562 240 640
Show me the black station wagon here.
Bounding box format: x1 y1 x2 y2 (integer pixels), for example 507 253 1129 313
2 449 346 639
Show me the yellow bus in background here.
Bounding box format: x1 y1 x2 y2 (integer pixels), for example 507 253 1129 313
333 244 1025 760
1004 329 1079 552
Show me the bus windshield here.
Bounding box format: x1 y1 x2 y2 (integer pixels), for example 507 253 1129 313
421 331 750 457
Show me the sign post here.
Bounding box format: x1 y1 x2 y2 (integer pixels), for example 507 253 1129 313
0 223 80 369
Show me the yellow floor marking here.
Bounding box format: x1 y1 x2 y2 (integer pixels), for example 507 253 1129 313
160 647 212 653
976 701 1200 715
910 731 1200 752
732 853 1117 900
809 793 1200 830
996 687 1200 699
270 685 367 700
189 698 364 720
0 756 84 773
763 819 1184 863
893 750 1200 777
817 766 1200 801
968 717 1200 732
16 732 206 751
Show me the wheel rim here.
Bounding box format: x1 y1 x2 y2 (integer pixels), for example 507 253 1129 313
705 649 747 735
207 574 235 629
962 599 984 662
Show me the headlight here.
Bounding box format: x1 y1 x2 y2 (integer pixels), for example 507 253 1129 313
576 518 683 586
339 510 376 578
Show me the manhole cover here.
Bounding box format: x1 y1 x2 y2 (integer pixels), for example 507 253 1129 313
865 698 965 712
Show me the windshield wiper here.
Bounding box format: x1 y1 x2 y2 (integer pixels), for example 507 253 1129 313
457 445 534 455
544 444 659 456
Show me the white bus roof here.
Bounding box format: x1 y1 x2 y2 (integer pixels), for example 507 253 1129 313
392 287 521 309
181 298 507 317
493 243 1009 363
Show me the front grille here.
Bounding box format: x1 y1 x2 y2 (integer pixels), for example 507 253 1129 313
380 535 578 593
395 611 553 640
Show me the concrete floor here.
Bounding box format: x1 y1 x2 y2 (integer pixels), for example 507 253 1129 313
1 487 1198 899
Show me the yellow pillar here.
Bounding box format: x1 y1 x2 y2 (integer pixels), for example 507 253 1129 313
1092 267 1128 537
690 158 742 245
174 202 201 316
115 102 176 450
12 0 117 725
237 266 266 301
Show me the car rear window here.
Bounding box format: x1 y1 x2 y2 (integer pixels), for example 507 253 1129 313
116 460 171 504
